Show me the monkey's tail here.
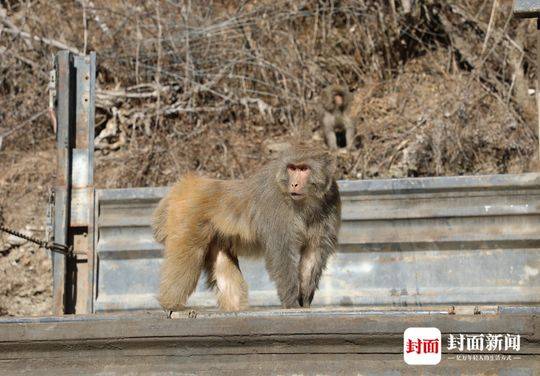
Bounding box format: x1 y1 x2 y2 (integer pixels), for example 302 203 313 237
152 195 169 244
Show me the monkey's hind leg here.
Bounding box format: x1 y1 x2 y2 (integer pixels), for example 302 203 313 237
158 235 205 312
205 244 248 311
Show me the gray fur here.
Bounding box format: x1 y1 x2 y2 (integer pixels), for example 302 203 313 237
235 146 341 307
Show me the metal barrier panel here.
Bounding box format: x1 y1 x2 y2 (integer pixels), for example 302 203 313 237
514 0 540 18
93 173 540 312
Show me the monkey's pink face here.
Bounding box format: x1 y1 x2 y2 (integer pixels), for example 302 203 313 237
287 164 311 200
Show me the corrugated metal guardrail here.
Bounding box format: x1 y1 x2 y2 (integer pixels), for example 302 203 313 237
514 0 540 18
92 173 540 312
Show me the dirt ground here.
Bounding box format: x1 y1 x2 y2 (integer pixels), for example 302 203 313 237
0 0 538 316
1 148 55 316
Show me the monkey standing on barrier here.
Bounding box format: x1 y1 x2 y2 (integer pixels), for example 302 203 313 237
320 84 355 150
153 144 341 312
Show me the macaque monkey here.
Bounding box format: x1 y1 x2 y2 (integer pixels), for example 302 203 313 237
152 144 341 312
321 84 355 150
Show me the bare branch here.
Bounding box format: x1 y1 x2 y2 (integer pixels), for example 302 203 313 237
0 18 80 54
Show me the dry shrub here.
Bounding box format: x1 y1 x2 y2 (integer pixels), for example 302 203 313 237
342 50 534 179
0 0 537 185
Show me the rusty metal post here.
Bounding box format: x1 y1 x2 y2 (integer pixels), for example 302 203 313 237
52 51 95 315
72 53 96 314
52 51 74 315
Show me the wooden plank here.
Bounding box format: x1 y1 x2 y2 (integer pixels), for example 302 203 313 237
0 310 537 348
1 354 539 376
0 310 537 374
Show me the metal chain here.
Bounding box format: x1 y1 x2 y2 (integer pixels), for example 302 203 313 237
0 224 72 256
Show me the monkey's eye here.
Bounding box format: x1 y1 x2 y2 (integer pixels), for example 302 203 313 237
287 164 310 172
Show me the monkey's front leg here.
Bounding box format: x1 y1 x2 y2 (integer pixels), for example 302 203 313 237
325 129 338 150
265 243 301 308
298 234 336 307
